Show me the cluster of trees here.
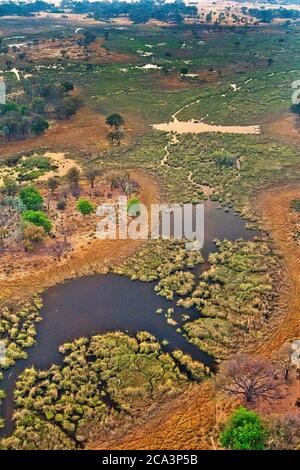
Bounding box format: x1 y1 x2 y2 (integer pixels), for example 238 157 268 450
0 159 103 255
0 1 52 18
220 407 300 451
0 0 190 24
63 0 197 24
76 31 97 47
0 79 80 142
18 186 52 251
0 102 49 142
218 352 300 450
241 7 300 23
0 182 52 252
0 0 198 24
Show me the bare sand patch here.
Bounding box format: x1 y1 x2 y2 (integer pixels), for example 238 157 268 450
253 184 300 357
11 37 136 64
0 106 146 160
153 117 260 135
36 12 132 26
155 74 199 91
37 151 81 182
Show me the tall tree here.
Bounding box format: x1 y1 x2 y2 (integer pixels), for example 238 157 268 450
66 166 80 189
105 113 124 130
217 354 283 403
85 166 100 191
47 177 59 195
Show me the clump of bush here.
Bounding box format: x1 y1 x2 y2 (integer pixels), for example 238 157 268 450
182 239 279 359
76 198 94 216
127 197 141 216
155 271 195 300
114 240 203 282
171 350 209 381
220 407 268 450
19 186 43 211
0 296 43 428
0 296 43 370
0 331 193 450
290 199 300 213
22 210 52 234
57 199 67 211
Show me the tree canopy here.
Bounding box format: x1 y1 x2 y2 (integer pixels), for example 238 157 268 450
106 113 125 130
19 186 43 211
76 198 94 216
22 210 52 234
220 407 268 450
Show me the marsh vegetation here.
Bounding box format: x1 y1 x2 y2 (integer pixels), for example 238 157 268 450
0 331 206 449
0 296 43 428
182 240 280 359
114 239 203 282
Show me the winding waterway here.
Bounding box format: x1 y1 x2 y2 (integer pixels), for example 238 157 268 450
0 200 259 437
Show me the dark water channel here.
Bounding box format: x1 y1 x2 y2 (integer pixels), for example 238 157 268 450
0 200 259 437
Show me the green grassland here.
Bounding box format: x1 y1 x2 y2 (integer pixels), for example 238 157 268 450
2 19 299 127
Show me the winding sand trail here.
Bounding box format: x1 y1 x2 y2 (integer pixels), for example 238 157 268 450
253 184 300 356
88 381 225 451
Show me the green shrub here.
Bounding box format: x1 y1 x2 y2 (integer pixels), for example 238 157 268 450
19 186 43 210
76 198 94 216
22 211 52 234
20 156 52 171
127 197 141 216
220 407 268 450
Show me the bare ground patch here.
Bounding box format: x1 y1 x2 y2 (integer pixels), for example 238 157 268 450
24 38 137 64
0 106 146 160
253 183 300 357
87 381 237 451
153 73 199 91
264 113 300 147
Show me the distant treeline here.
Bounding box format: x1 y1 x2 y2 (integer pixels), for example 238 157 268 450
0 79 80 142
241 7 300 23
0 0 196 24
236 0 299 4
62 0 197 24
0 1 54 18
